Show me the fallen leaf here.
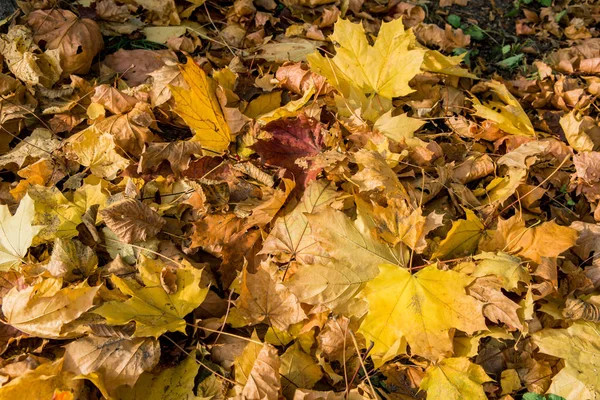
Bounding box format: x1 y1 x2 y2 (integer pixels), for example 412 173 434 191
560 111 595 152
100 198 165 244
46 238 98 281
260 180 338 263
235 263 306 330
490 216 578 264
472 251 531 291
473 81 535 136
0 25 62 87
468 276 523 331
91 84 139 115
234 335 281 400
358 264 487 362
309 18 424 100
138 141 203 177
280 343 323 398
94 256 208 337
27 9 104 75
431 209 486 260
3 278 99 338
0 359 83 400
0 194 43 270
64 335 160 394
0 128 61 169
65 126 130 180
170 57 232 154
116 350 199 400
104 49 172 86
533 322 600 392
420 357 493 400
251 114 324 187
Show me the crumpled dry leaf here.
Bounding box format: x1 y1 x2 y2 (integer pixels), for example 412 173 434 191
414 23 471 52
100 198 165 245
27 9 104 75
235 263 306 330
0 25 62 87
138 141 203 177
64 335 160 395
233 335 281 400
2 278 99 338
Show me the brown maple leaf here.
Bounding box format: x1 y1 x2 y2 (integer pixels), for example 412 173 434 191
251 114 324 188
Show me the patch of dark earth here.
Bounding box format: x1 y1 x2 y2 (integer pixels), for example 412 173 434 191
425 0 560 79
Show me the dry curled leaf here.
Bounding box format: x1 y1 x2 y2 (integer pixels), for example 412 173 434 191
100 198 165 244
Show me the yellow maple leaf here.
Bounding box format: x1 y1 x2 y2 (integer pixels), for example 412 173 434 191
94 256 209 338
280 343 323 399
234 333 281 399
2 278 99 338
431 208 486 260
0 194 42 270
0 359 83 400
472 81 535 136
115 350 198 400
308 18 425 118
358 264 487 363
65 126 129 180
170 57 232 154
533 322 600 393
420 357 493 400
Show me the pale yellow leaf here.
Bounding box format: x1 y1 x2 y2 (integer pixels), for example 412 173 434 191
420 357 493 400
0 194 42 270
2 278 99 338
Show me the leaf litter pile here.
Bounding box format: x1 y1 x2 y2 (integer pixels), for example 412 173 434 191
1 0 600 399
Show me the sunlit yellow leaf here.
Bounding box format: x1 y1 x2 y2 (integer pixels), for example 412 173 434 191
170 57 232 154
359 264 486 362
94 256 209 337
420 357 493 400
472 81 535 136
431 209 486 260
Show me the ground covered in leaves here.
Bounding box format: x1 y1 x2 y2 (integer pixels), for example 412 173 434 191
0 0 600 399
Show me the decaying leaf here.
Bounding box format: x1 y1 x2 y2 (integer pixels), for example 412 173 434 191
27 9 104 75
100 198 165 244
64 335 160 394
